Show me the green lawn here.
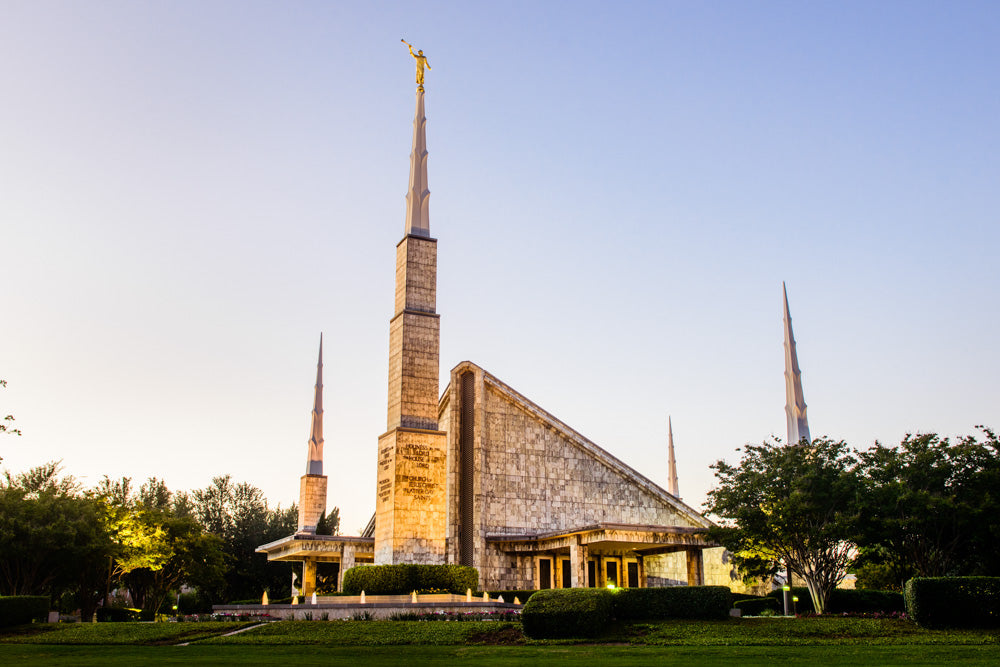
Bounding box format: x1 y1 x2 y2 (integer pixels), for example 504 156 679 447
2 644 1000 666
2 618 998 666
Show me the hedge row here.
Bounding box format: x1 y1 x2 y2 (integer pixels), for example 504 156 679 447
521 589 612 638
735 597 781 616
612 586 732 621
0 596 49 627
341 564 479 595
521 586 732 638
765 587 904 614
905 577 1000 628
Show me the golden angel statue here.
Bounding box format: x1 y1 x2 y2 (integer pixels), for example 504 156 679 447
401 39 431 86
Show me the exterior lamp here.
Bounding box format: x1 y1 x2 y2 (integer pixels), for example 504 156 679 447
606 583 616 590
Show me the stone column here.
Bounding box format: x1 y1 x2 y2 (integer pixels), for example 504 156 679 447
637 555 647 588
339 544 356 592
685 549 704 586
302 560 317 598
569 537 588 588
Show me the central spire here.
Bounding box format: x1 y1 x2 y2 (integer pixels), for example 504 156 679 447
783 283 810 445
404 88 430 237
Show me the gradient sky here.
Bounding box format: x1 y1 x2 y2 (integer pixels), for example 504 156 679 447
3 1 998 534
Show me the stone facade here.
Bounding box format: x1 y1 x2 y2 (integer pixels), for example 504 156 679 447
441 362 715 590
298 474 328 534
374 426 447 563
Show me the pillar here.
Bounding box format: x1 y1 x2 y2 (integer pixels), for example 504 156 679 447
302 560 317 598
339 544 356 592
685 549 704 586
569 537 588 588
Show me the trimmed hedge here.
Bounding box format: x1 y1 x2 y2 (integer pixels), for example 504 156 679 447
905 577 1000 628
0 596 49 627
766 587 904 614
612 586 732 620
341 564 479 595
735 597 781 616
521 589 612 639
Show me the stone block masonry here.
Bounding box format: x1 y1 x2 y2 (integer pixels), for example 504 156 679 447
375 427 448 564
298 474 328 534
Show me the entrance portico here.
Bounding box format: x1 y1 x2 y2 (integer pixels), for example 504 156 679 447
486 522 716 589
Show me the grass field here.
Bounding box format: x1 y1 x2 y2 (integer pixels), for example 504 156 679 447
2 617 998 665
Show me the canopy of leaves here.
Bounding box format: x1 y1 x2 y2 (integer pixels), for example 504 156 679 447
705 437 861 613
854 427 1000 587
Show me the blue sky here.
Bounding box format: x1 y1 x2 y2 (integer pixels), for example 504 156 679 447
2 1 998 533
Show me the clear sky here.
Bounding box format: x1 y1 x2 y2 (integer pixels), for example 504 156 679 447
3 1 998 534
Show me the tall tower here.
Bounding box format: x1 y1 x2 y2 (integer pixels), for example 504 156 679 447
374 81 448 564
666 416 680 498
298 335 328 533
783 283 811 445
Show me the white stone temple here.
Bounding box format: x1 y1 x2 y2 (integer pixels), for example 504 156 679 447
256 65 775 596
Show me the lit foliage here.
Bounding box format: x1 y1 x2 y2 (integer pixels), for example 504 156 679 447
853 427 1000 586
705 437 860 614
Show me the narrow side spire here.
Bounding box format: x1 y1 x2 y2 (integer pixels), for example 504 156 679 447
404 88 430 237
667 416 680 498
306 334 324 474
783 283 810 445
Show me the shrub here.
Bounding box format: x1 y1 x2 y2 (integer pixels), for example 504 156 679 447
521 589 613 639
341 564 479 595
96 607 141 622
766 587 903 614
905 577 1000 628
612 586 732 620
735 597 781 616
0 596 49 627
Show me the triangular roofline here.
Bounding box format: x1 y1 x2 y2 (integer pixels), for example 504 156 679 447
440 360 713 530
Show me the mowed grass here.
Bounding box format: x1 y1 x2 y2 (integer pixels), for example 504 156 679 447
3 644 1000 666
2 618 999 666
0 621 256 645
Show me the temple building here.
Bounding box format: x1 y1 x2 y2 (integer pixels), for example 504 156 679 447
257 72 739 595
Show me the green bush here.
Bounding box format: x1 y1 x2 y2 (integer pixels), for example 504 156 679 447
735 597 781 616
96 607 141 622
341 564 479 596
905 577 1000 628
767 587 903 614
521 589 613 639
612 586 732 620
0 596 49 627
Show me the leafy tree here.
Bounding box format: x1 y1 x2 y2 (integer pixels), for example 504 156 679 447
705 437 861 614
315 508 340 536
854 427 1000 585
0 463 112 619
121 512 227 616
191 475 300 601
93 475 227 615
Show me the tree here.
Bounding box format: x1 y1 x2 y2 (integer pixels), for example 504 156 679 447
315 508 340 536
121 513 227 616
705 437 861 613
191 475 300 601
0 463 113 619
853 427 1000 586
